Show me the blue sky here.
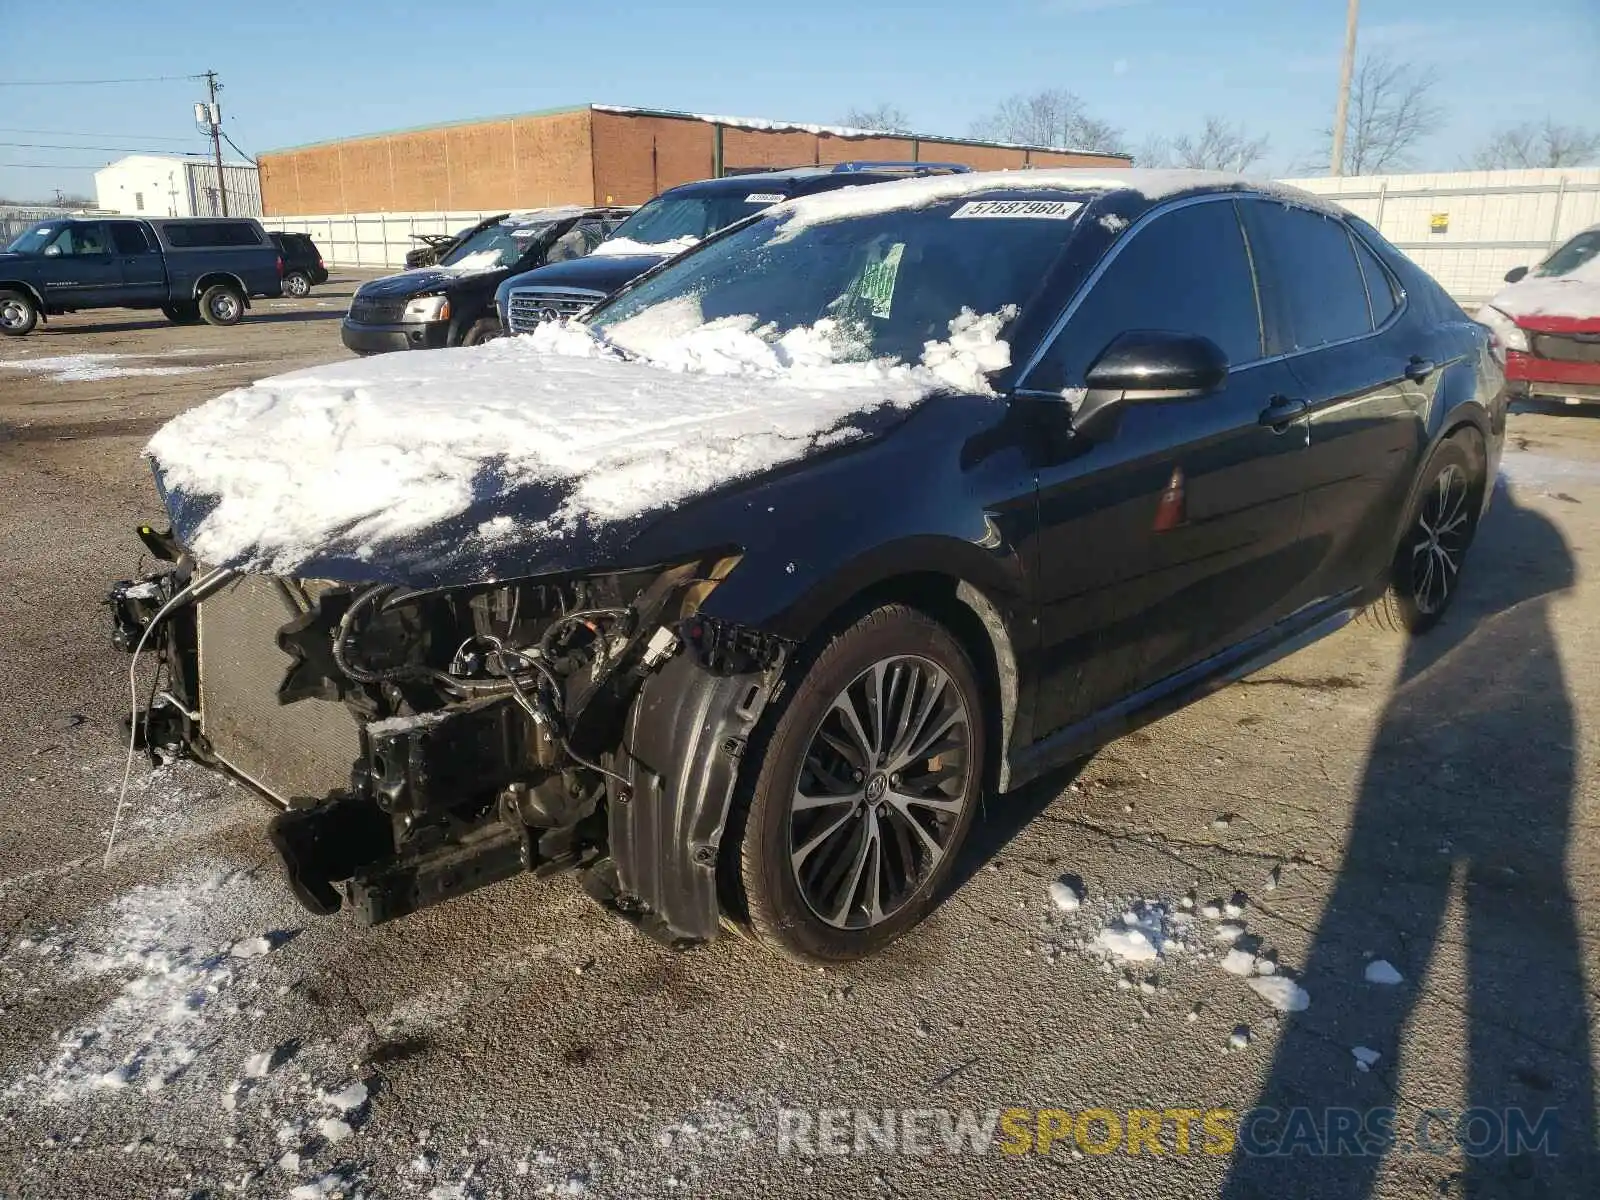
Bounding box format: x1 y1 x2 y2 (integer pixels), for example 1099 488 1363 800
2 0 1595 202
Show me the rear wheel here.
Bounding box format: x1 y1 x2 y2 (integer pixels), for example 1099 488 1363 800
0 289 37 336
730 604 984 963
283 271 312 298
1364 434 1483 634
199 283 245 327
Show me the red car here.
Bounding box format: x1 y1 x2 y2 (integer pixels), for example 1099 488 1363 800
1478 225 1600 404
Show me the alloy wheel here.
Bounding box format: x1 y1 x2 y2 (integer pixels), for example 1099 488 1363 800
211 292 241 321
1410 464 1471 615
0 298 29 330
285 274 310 298
788 655 973 930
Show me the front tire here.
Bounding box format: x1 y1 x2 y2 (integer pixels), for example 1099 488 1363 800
731 604 985 963
0 289 38 336
283 271 312 298
161 301 201 324
461 317 502 346
199 283 245 327
1365 433 1484 634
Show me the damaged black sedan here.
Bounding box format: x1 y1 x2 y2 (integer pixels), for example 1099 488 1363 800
110 170 1505 963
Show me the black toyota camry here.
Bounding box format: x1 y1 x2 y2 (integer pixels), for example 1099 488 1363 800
111 169 1505 964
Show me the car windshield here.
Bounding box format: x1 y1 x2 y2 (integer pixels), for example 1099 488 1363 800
603 192 776 247
439 218 558 272
6 222 60 254
588 196 1082 369
1536 230 1600 278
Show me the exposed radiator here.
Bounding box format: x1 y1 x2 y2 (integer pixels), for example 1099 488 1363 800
197 575 363 806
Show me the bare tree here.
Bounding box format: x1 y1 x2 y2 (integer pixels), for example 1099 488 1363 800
1470 120 1600 169
1138 117 1270 172
838 104 913 134
1316 51 1443 175
969 89 1127 154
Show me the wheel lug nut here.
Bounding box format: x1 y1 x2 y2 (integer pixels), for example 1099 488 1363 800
853 770 864 782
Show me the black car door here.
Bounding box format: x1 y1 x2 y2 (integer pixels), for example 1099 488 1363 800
37 221 120 306
1239 200 1428 610
107 221 165 305
1014 197 1313 739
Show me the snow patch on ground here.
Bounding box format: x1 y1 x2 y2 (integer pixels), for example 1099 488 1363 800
1364 959 1404 985
0 352 225 383
148 308 1014 574
3 866 263 1102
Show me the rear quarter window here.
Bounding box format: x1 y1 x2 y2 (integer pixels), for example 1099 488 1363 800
1242 202 1373 350
162 221 263 248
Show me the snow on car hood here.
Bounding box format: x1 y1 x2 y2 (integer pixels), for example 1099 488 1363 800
146 310 1014 578
1486 257 1600 327
589 234 699 259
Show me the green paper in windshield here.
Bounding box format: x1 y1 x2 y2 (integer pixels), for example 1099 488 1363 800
857 242 905 319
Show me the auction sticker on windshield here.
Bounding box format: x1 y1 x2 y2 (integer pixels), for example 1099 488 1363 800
951 200 1083 220
858 242 905 319
746 193 786 203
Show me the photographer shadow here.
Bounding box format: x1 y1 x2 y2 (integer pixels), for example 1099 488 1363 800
1221 485 1594 1197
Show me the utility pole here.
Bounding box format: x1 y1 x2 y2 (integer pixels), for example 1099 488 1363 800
204 69 228 215
1329 0 1360 176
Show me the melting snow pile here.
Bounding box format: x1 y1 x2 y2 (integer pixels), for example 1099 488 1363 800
589 234 699 258
147 308 1014 574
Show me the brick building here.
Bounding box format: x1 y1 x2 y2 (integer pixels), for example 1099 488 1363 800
257 104 1132 216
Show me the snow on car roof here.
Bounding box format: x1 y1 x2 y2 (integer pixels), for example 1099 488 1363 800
769 168 1345 239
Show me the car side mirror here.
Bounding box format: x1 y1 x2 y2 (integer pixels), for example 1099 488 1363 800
1072 330 1229 433
43 244 60 257
1504 265 1529 284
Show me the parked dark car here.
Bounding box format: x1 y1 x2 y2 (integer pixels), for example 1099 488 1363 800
495 162 970 333
0 216 282 334
114 171 1504 965
268 231 329 297
341 207 632 355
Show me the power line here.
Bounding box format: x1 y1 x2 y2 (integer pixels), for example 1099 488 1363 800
220 130 255 164
0 162 105 169
0 74 205 87
0 127 197 142
0 141 209 154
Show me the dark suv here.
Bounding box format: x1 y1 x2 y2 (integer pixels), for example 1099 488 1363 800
495 163 969 333
341 207 631 354
268 232 328 298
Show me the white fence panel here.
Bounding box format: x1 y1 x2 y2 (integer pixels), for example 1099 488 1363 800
265 168 1600 303
259 210 503 270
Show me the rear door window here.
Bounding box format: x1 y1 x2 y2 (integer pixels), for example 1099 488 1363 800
1242 202 1373 349
1028 198 1263 388
109 222 154 254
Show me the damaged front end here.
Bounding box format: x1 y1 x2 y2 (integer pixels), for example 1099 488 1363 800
108 539 791 946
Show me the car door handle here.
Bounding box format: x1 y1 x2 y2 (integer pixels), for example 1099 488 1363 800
1405 356 1437 383
1258 396 1308 431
